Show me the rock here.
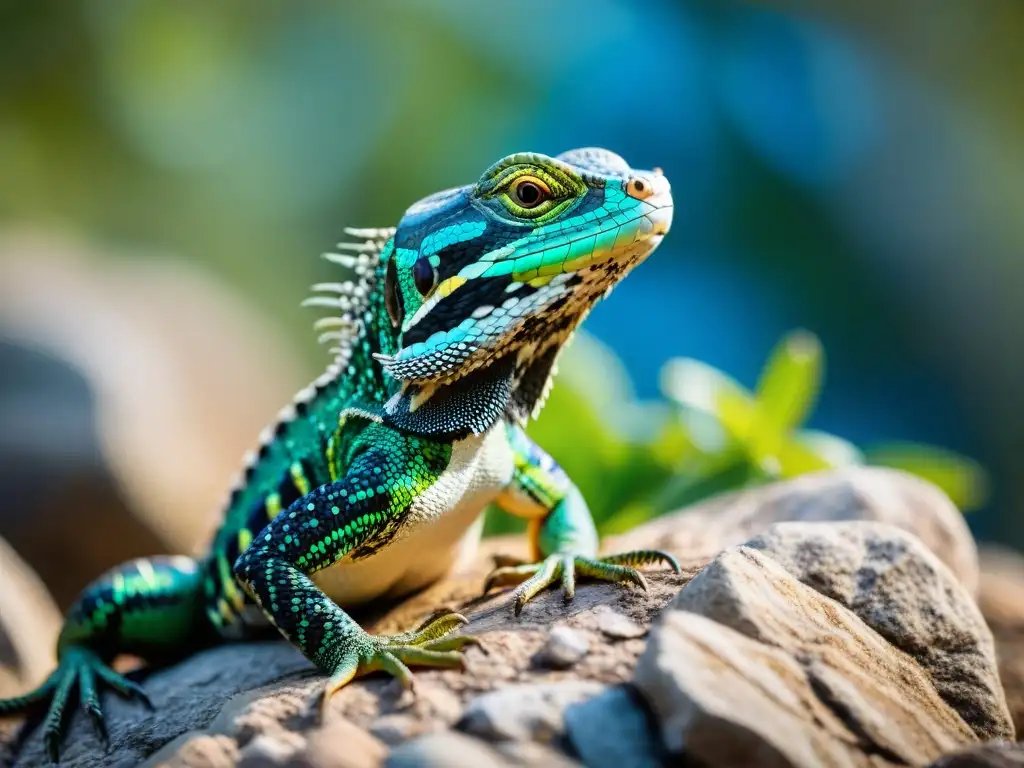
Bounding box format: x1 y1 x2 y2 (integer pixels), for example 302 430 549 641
148 734 239 768
3 467 988 767
745 522 1013 741
368 714 424 746
535 627 589 670
456 681 603 744
562 685 666 768
12 643 314 767
5 553 674 767
385 731 579 767
977 547 1024 735
0 536 62 695
637 546 980 766
929 741 1024 766
594 608 646 640
236 732 304 766
611 467 979 592
290 719 387 768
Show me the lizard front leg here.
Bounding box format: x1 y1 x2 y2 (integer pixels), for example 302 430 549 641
487 425 679 614
232 428 478 711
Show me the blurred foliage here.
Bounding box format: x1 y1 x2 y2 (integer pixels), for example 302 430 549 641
1 0 1023 554
486 329 988 537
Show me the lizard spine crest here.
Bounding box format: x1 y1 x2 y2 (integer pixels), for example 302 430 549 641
220 227 393 507
304 226 395 375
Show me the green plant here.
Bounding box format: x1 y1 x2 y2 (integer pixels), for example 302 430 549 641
486 330 988 538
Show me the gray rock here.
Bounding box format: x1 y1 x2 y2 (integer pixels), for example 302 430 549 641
386 731 579 768
456 682 604 744
535 627 589 669
930 741 1024 767
637 547 979 767
563 685 665 768
594 609 645 640
369 714 424 746
237 732 304 766
744 522 1014 741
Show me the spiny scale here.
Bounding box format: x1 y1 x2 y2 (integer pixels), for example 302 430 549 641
219 227 393 510
307 227 395 369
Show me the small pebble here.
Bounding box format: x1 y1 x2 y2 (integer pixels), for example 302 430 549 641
237 732 304 767
370 713 424 745
537 626 590 669
596 609 646 640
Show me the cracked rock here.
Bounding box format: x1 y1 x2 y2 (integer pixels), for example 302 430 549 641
744 522 1013 741
636 545 980 766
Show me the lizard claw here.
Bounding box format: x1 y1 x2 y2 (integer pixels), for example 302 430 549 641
0 646 152 763
318 611 480 717
484 549 680 616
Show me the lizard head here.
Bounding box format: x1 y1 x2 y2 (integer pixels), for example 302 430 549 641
377 148 672 434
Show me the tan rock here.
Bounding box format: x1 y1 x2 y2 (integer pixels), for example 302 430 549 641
386 731 580 767
148 734 239 768
290 719 387 768
977 547 1024 735
0 536 62 695
636 547 979 766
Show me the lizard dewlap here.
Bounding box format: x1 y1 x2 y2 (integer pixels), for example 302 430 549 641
0 147 678 762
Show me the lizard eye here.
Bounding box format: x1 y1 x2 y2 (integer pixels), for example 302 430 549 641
412 256 438 296
510 177 549 209
384 257 403 328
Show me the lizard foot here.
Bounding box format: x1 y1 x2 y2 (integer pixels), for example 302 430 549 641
0 646 152 763
319 609 479 716
483 549 680 616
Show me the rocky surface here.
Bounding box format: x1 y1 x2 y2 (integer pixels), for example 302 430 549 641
638 545 982 766
744 522 1012 741
1 467 1017 767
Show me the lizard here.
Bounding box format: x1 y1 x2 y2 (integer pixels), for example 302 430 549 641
0 147 677 762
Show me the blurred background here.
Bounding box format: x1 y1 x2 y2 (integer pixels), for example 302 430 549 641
1 0 1022 649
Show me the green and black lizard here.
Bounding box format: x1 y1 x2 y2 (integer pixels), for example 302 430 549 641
0 148 678 761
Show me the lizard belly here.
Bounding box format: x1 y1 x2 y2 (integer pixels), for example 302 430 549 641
311 421 513 606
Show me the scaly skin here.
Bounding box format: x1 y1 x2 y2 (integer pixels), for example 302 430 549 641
0 148 678 762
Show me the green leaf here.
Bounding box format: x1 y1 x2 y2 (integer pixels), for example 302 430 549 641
750 330 823 461
864 442 990 512
660 358 754 451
